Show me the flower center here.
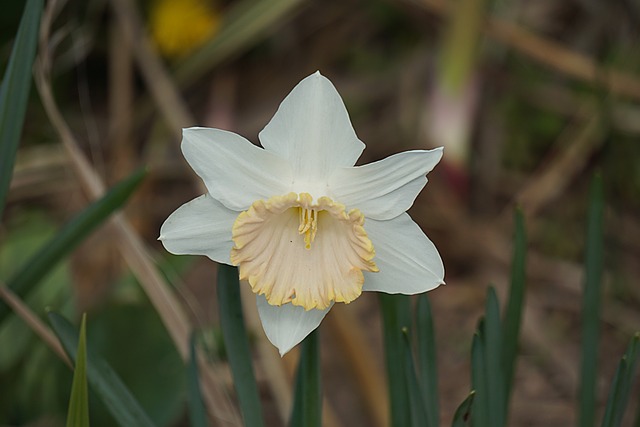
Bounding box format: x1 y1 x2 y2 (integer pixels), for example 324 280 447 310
298 205 318 249
230 192 378 310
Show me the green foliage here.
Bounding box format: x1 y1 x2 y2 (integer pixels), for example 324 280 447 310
601 334 640 427
502 209 527 404
0 0 42 218
0 169 146 323
470 330 488 427
217 264 264 427
87 300 185 426
416 294 439 426
483 288 506 426
0 213 71 371
379 293 411 427
401 327 428 427
451 391 475 427
187 336 207 427
579 175 605 427
66 314 90 427
290 329 321 427
0 213 72 422
49 312 157 427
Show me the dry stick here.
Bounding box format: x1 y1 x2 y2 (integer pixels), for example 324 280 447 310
417 0 640 101
109 0 193 138
326 305 389 427
0 284 72 368
36 57 242 427
523 82 640 135
108 19 135 183
514 112 605 219
35 2 240 425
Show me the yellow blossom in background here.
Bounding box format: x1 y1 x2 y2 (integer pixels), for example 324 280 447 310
149 0 220 58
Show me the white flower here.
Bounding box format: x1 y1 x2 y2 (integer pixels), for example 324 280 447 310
159 72 444 356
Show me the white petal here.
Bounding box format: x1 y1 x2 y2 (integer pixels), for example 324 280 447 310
363 213 444 294
256 295 332 356
159 194 237 264
182 127 293 211
259 72 365 184
329 148 443 220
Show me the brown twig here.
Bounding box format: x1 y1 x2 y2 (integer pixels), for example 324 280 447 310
325 305 389 427
412 0 640 100
0 283 72 368
513 111 605 219
35 0 240 424
110 0 195 138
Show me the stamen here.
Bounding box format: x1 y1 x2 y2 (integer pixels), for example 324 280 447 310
230 192 378 310
298 207 318 249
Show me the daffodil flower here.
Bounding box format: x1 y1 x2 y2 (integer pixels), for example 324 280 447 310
159 72 444 355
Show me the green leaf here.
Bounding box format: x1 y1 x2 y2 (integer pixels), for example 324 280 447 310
471 326 488 427
66 313 90 427
579 175 605 427
0 0 43 217
600 333 640 427
216 264 264 427
502 209 526 404
174 0 304 86
187 335 207 427
48 312 157 427
0 169 146 323
416 294 439 427
484 287 505 427
451 391 475 427
0 213 71 371
290 329 321 427
402 327 428 427
379 294 411 427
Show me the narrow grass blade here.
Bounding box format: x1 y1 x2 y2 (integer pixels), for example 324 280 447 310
416 294 439 426
600 333 640 427
66 314 90 427
290 329 321 427
402 327 429 427
0 0 43 217
187 335 207 427
216 264 264 427
0 169 146 323
48 312 157 427
471 325 488 427
579 175 605 427
451 391 475 427
380 294 411 427
503 208 526 404
174 0 303 86
484 287 505 427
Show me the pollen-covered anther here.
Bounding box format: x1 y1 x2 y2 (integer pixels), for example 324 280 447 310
298 206 318 248
230 192 378 310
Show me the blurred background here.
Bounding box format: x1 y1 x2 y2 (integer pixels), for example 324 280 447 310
1 0 640 425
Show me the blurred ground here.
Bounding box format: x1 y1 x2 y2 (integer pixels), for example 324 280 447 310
2 0 640 425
